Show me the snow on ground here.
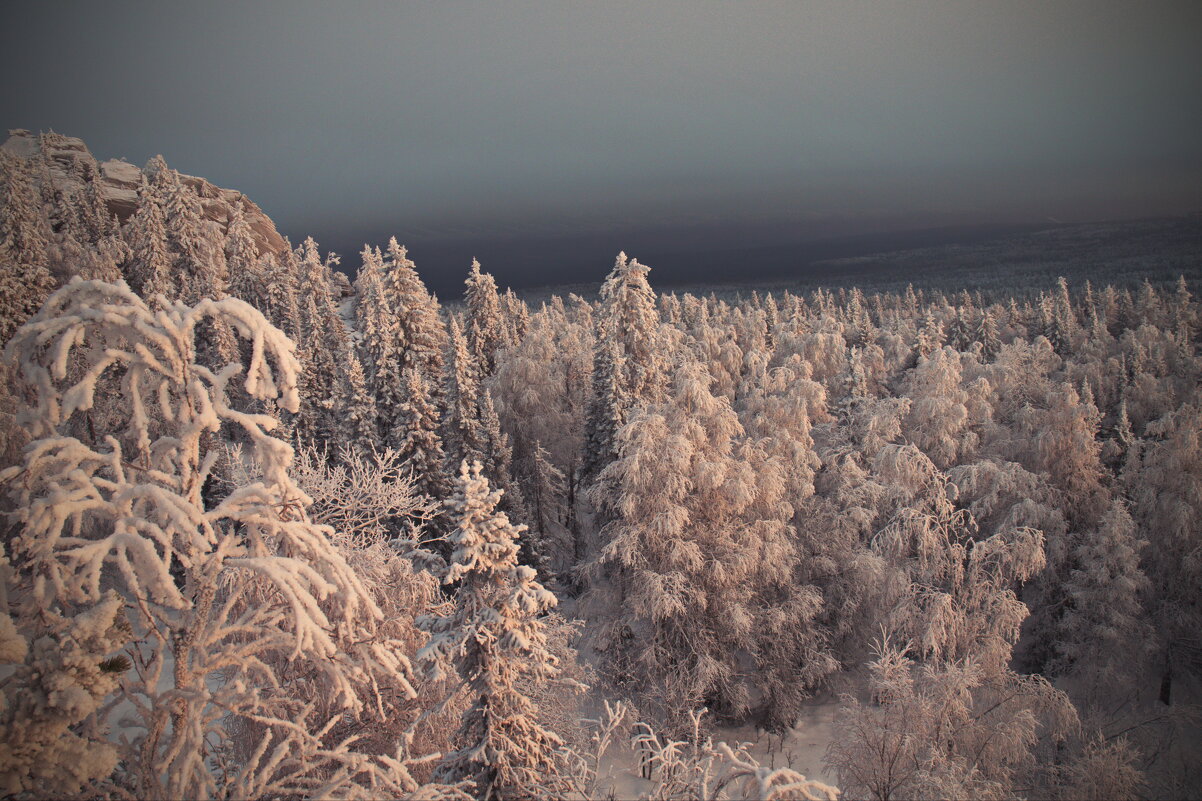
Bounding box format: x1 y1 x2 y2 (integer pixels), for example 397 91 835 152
713 696 842 786
584 694 842 799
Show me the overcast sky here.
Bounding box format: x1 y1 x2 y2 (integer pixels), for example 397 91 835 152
3 1 1200 288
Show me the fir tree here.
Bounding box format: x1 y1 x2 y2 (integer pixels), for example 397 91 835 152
121 174 173 301
584 252 665 475
445 317 485 471
418 462 565 801
975 309 1002 362
464 258 506 377
395 366 449 503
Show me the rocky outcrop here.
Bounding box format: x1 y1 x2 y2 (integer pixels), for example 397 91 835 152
3 129 288 259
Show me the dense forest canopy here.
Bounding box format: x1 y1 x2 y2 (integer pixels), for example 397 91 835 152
1 133 1200 800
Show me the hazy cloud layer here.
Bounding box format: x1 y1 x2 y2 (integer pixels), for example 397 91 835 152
4 1 1200 288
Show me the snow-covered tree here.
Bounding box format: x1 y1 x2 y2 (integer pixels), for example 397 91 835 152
418 461 567 800
587 360 825 725
395 366 450 505
827 638 1076 801
223 201 268 311
0 542 129 798
121 174 174 302
1126 402 1202 705
1 279 457 799
444 317 485 471
339 348 380 452
584 252 666 475
1055 502 1151 702
464 258 506 377
0 151 55 343
358 239 448 450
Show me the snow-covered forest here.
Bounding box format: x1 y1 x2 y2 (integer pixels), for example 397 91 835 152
2 131 1201 800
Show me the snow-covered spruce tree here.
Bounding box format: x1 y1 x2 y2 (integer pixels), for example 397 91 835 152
0 150 56 344
293 237 352 448
370 238 448 451
223 201 269 311
478 389 529 530
464 258 506 377
0 541 130 798
914 308 945 360
975 308 1002 362
121 173 174 303
583 252 666 476
264 245 303 344
500 288 529 349
444 316 486 472
148 156 228 306
1 279 462 800
395 366 450 506
527 442 567 573
418 461 568 801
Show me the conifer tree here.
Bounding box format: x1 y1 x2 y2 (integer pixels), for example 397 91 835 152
264 246 303 343
364 239 448 450
584 252 665 475
0 152 55 343
975 309 1002 362
527 441 566 569
223 202 268 310
445 317 485 471
915 309 944 359
122 174 174 302
464 258 506 377
418 462 565 801
395 366 449 503
340 348 380 453
947 306 973 351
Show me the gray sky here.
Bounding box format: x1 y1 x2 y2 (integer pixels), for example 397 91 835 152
3 1 1201 287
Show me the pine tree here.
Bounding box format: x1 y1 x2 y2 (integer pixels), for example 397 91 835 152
417 462 565 800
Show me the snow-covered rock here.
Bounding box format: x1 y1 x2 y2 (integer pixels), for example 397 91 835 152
2 128 288 259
